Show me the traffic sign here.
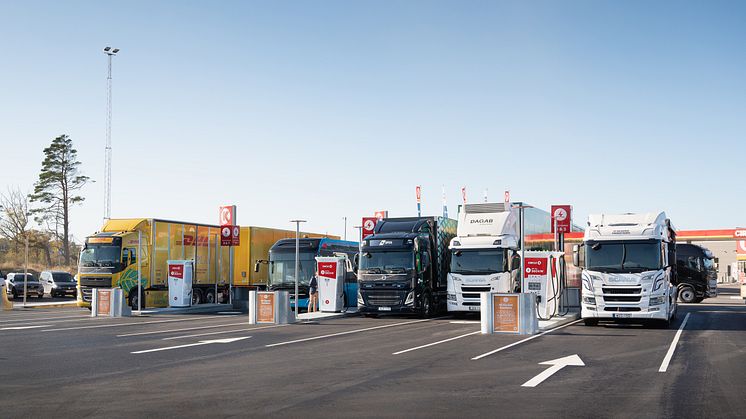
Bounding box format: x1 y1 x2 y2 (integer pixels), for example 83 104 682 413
551 205 572 233
374 210 388 220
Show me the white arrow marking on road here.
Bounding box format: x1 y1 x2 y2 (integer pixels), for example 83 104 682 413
131 336 251 354
521 354 585 388
0 324 52 330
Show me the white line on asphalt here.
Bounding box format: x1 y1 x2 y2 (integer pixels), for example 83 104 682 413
449 320 480 324
658 312 691 373
472 319 583 360
265 317 446 348
393 331 480 355
729 296 743 300
41 315 226 332
0 314 89 324
117 322 252 337
217 312 242 314
163 324 288 340
131 336 252 354
0 324 52 330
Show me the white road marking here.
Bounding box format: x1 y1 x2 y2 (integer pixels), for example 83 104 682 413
117 322 251 337
521 354 585 387
163 324 288 340
449 320 480 324
0 324 52 330
729 296 743 300
472 319 582 360
0 314 89 323
42 315 226 332
131 336 251 354
393 331 480 355
265 317 446 348
658 312 690 373
217 312 242 314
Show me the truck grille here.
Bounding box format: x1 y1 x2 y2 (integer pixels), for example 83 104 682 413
460 286 491 300
365 291 401 306
602 287 642 303
80 277 112 288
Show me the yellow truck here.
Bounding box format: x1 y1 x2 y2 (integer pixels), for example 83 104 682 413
77 218 334 309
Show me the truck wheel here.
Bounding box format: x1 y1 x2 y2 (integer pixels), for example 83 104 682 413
204 289 216 304
679 286 696 303
11 289 17 299
583 318 598 326
192 289 203 305
420 292 433 318
129 292 144 310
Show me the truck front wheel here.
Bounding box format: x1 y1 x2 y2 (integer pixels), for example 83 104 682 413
679 286 696 303
420 292 433 318
129 292 143 310
192 289 203 305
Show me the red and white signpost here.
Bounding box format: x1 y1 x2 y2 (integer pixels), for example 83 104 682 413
220 205 238 305
551 205 572 252
362 217 377 240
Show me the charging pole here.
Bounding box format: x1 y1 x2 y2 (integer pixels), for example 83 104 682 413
290 219 307 314
137 230 142 312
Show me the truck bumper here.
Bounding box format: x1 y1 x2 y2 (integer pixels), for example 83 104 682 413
581 304 669 321
447 300 481 312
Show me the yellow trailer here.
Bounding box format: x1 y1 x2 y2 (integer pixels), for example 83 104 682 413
77 218 336 309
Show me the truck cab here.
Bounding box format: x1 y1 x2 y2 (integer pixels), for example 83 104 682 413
675 243 717 303
357 217 456 317
574 212 678 327
446 203 520 313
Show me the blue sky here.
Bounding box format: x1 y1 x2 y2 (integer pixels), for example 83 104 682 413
1 0 745 242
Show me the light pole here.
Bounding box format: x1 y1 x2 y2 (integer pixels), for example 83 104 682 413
103 46 120 222
290 219 306 314
23 231 29 307
513 202 533 294
343 217 347 241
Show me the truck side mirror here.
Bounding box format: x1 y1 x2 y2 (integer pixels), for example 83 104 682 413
572 244 580 267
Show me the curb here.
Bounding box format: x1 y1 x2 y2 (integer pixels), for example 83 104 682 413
12 302 80 310
538 311 581 332
133 303 236 316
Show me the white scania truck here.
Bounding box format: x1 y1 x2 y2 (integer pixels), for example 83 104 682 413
573 212 678 327
446 203 520 312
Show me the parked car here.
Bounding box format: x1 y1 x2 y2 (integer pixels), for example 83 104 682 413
40 271 77 298
5 273 44 299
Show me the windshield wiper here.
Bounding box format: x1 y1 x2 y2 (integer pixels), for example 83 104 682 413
364 268 382 274
385 267 407 274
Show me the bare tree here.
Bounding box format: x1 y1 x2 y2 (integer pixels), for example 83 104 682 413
0 187 30 252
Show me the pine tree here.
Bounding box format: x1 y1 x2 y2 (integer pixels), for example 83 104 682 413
29 135 90 265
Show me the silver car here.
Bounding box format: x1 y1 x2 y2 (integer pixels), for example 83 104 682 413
40 271 77 298
5 273 44 299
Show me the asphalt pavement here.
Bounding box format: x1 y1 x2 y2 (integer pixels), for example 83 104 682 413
1 285 744 418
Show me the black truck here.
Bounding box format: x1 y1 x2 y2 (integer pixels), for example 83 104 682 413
675 243 718 303
357 217 457 317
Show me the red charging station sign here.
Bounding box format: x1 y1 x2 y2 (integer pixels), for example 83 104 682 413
362 217 377 239
318 262 337 279
551 205 572 233
169 264 184 279
524 258 547 278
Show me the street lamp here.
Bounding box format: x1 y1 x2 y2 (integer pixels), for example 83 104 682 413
103 46 120 222
512 202 534 294
290 219 306 314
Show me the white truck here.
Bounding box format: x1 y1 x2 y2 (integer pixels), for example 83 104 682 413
573 212 678 327
446 203 520 313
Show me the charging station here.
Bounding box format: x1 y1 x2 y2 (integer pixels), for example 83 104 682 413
522 251 564 320
167 260 193 308
316 256 346 312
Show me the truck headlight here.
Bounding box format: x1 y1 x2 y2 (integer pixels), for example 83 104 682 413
650 296 666 305
357 291 364 306
583 297 596 305
447 293 456 301
405 291 414 305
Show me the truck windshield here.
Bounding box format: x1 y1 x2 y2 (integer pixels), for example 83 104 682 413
451 249 506 274
80 244 122 270
586 240 662 273
360 251 413 274
269 251 316 287
52 273 74 282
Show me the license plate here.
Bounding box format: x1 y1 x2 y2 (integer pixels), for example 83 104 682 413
613 313 632 318
468 306 480 311
378 307 391 311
